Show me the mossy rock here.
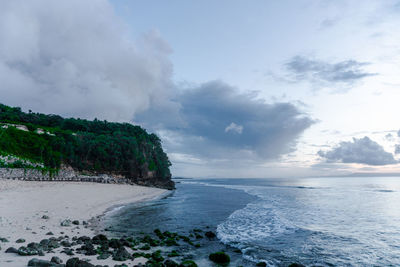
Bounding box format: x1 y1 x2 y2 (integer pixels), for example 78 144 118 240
165 237 178 246
167 250 180 257
151 250 164 262
179 260 198 267
209 251 230 264
139 244 151 250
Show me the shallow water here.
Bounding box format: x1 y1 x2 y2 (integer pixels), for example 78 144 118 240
104 177 400 266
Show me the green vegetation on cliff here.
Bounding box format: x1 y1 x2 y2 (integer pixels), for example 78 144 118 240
0 103 172 186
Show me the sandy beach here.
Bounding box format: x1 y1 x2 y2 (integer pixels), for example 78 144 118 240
0 179 169 266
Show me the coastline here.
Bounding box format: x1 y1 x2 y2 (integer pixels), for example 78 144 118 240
0 179 169 266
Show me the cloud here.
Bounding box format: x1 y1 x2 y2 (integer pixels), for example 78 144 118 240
225 122 243 134
395 144 400 154
385 133 394 141
135 81 315 160
0 0 173 121
285 56 376 89
318 136 397 166
0 1 316 172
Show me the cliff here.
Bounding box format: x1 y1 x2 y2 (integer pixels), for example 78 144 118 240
0 104 174 189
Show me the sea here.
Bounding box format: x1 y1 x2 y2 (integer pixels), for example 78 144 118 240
102 177 400 266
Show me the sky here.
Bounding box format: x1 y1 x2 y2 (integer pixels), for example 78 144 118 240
0 0 400 178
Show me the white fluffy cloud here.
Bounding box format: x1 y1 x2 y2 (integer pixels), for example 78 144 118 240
0 0 173 121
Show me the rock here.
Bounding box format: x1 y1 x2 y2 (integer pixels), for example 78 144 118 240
164 237 178 246
151 250 164 262
46 232 54 236
78 243 96 256
92 234 108 244
288 264 306 267
0 237 9 242
61 240 72 247
167 250 179 257
18 246 39 256
42 215 50 219
61 219 71 227
16 238 26 243
51 256 63 264
47 239 60 249
112 247 131 261
164 259 179 267
78 236 91 242
194 234 203 239
28 258 61 266
179 260 198 267
5 247 18 253
97 253 111 260
204 231 216 239
209 252 230 264
256 262 267 267
139 244 151 250
61 248 74 256
28 242 41 249
109 239 123 249
66 257 95 267
72 220 80 225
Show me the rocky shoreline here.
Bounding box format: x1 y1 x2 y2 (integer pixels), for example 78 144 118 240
0 168 175 190
0 179 307 267
1 222 224 267
1 220 306 267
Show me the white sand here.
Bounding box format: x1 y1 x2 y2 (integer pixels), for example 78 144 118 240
0 179 169 266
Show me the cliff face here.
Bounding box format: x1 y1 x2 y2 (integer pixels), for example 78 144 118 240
0 103 174 190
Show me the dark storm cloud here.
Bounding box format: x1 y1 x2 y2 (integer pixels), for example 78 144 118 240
285 56 376 87
318 136 397 166
136 81 315 160
0 0 173 121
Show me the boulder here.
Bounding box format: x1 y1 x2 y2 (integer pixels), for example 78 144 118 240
18 246 39 256
66 257 95 267
204 231 216 239
60 219 71 227
92 234 108 244
28 258 61 267
97 253 111 260
179 260 198 267
164 259 179 267
112 247 131 261
51 256 63 264
209 252 230 264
